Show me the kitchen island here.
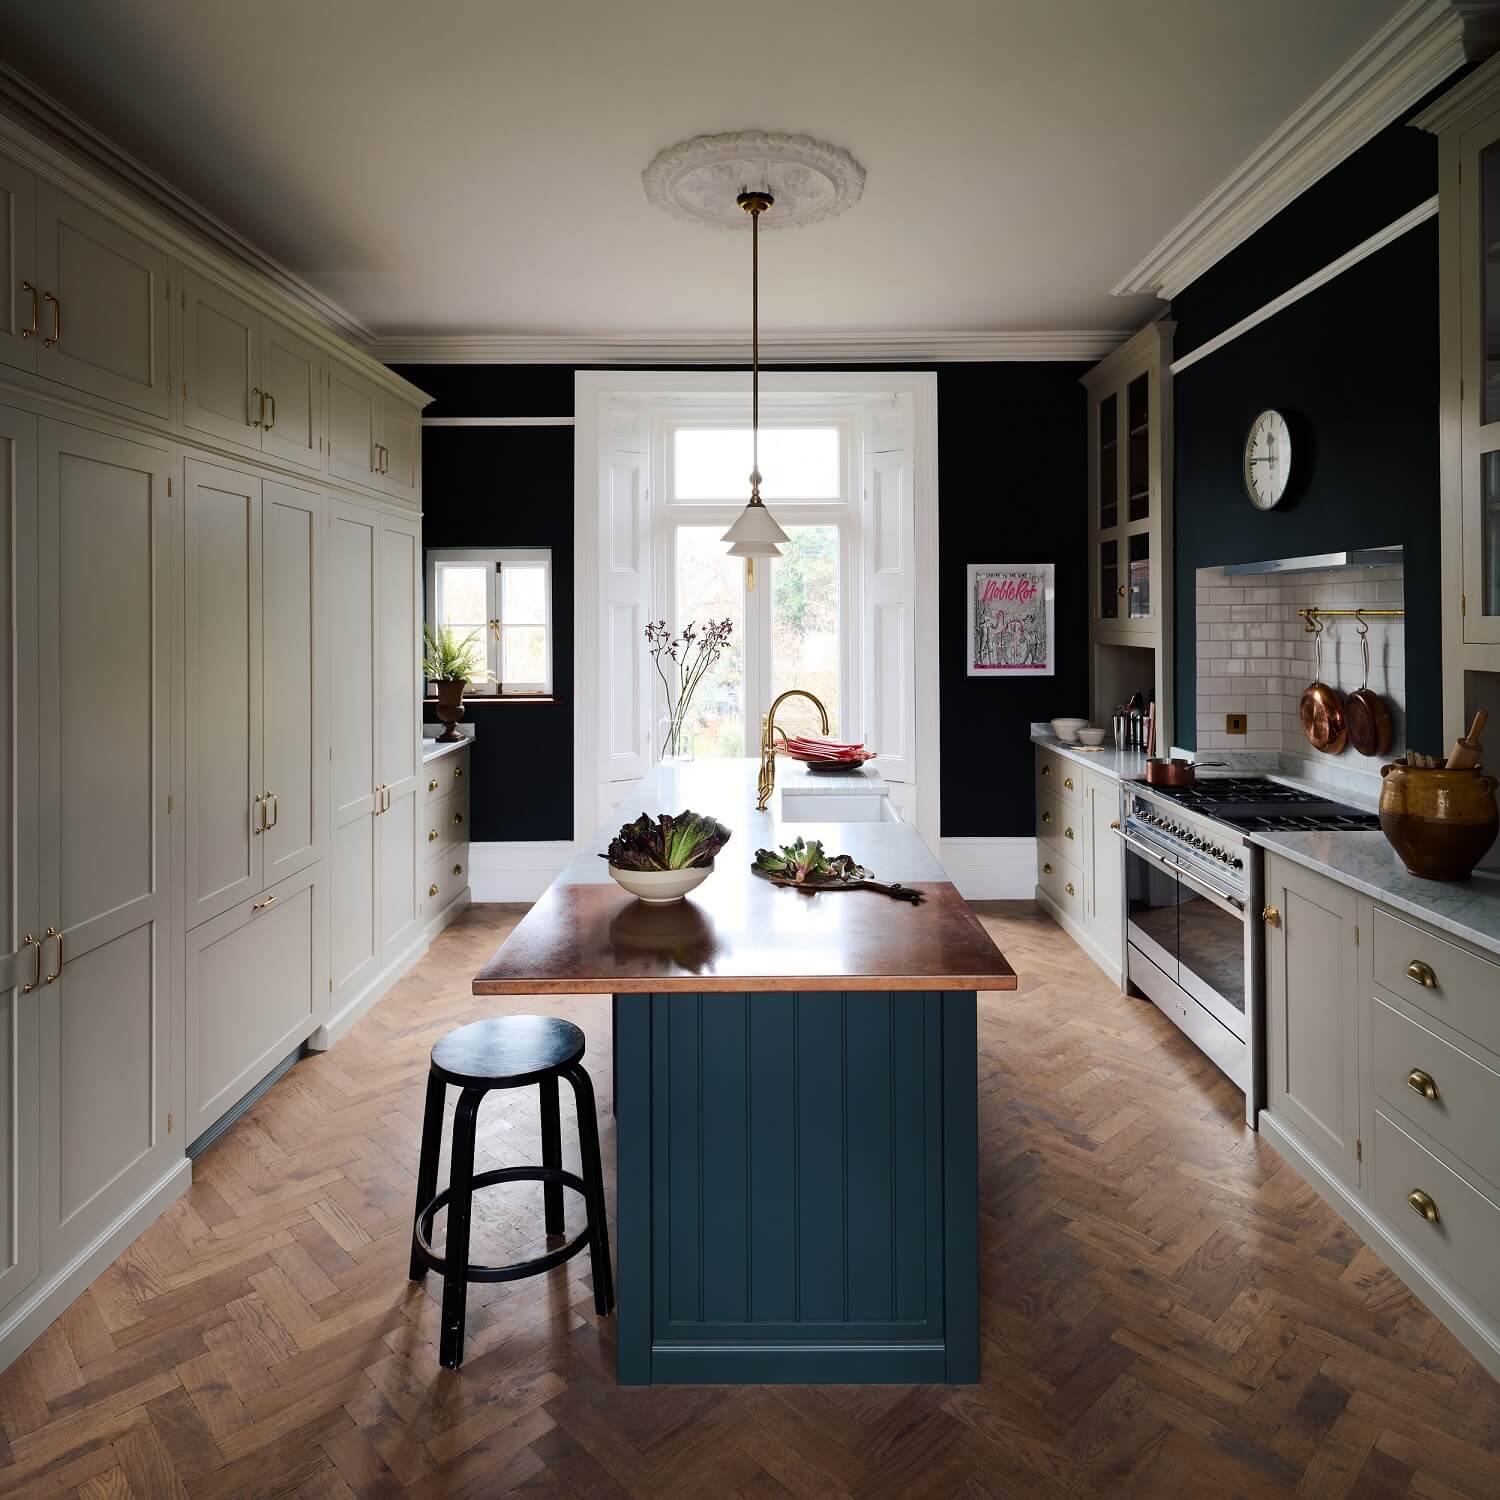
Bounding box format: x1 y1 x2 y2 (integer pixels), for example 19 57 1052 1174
474 758 1017 1385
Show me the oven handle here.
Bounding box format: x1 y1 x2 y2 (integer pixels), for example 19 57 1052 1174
1115 825 1246 918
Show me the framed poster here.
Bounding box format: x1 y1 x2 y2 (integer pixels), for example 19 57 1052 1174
966 563 1055 677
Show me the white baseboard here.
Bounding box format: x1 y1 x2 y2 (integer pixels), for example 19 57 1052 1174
469 840 576 902
938 837 1037 900
1261 1112 1500 1385
0 1156 192 1373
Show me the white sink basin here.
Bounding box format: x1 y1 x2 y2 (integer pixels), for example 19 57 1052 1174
778 790 902 823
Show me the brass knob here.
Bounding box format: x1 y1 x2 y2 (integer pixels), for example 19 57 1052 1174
452 812 463 825
1406 960 1437 989
1408 1189 1440 1225
1064 826 1075 840
428 778 439 791
1042 862 1052 875
428 829 438 842
1110 819 1121 830
453 864 463 875
1063 776 1074 790
1261 906 1280 927
454 765 463 779
1042 764 1051 776
428 883 439 898
1117 585 1126 598
1042 811 1052 824
1407 1068 1439 1101
1065 882 1075 896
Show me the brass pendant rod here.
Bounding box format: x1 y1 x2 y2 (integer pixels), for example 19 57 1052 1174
751 199 759 494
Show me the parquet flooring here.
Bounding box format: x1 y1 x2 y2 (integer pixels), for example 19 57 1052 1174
1 901 1498 1497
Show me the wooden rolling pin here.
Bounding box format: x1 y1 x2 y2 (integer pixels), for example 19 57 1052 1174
1445 709 1488 769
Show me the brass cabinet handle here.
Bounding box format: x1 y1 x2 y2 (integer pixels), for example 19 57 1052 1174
428 828 438 842
263 390 276 431
42 290 59 347
1065 882 1076 896
1041 764 1051 777
371 445 379 473
1407 1068 1439 1101
1042 862 1052 875
251 386 264 428
264 791 278 829
1407 1188 1440 1224
1042 810 1052 824
428 883 439 898
19 280 38 339
428 778 439 791
21 933 41 992
452 812 463 825
1261 906 1280 927
1406 960 1437 989
251 893 278 913
1064 826 1075 840
1063 776 1074 790
1110 819 1121 830
42 926 61 984
453 863 463 875
252 794 264 833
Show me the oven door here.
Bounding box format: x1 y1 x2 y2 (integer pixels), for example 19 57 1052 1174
1173 861 1249 1040
1123 829 1181 980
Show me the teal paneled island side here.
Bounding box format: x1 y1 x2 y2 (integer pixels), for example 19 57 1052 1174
473 760 1017 1385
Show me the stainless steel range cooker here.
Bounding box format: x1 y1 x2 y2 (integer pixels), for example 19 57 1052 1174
1119 776 1379 1126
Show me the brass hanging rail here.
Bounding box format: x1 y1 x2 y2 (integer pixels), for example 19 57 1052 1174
1298 606 1405 631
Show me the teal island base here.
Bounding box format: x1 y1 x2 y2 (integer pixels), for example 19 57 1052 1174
612 988 979 1386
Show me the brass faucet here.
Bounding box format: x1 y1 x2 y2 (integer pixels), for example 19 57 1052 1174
756 690 829 810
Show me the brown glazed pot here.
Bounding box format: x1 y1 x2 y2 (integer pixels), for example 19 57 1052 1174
1378 760 1499 881
433 678 467 743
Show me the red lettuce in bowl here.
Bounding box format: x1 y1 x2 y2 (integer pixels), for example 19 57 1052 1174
602 810 732 871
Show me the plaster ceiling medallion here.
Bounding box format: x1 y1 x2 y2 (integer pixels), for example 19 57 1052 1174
642 130 864 229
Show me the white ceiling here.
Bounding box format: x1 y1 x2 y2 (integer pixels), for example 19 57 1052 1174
0 0 1408 340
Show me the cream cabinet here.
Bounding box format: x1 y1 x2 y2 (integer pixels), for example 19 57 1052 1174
0 153 36 374
181 271 323 472
422 745 472 931
328 360 420 502
34 182 171 419
375 388 421 504
35 419 176 1267
377 512 422 965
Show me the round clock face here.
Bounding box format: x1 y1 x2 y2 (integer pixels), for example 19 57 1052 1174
1244 409 1291 510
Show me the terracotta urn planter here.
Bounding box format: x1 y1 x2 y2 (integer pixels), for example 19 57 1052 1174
433 679 467 743
1378 759 1499 881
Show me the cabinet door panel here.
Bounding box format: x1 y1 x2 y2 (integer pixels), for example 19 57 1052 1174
36 421 172 1261
379 787 420 963
260 320 323 472
35 185 171 418
377 391 419 502
181 272 260 447
1265 855 1360 1185
0 406 39 1321
0 153 37 373
184 461 262 927
328 362 377 488
377 515 420 963
262 482 321 885
1086 775 1122 951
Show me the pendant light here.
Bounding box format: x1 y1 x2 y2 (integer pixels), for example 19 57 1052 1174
721 190 788 589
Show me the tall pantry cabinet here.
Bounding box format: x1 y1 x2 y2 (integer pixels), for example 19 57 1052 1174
0 104 432 1374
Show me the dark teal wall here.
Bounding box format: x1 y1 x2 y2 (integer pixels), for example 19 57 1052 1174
1170 105 1444 752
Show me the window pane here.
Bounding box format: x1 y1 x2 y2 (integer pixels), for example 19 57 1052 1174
771 526 840 739
502 625 548 687
438 564 488 629
673 526 743 756
673 427 840 500
501 563 546 625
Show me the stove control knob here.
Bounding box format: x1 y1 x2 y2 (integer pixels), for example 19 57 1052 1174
1231 857 1244 870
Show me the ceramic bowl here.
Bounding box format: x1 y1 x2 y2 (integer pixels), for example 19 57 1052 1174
607 862 714 904
1075 726 1107 746
1050 717 1088 742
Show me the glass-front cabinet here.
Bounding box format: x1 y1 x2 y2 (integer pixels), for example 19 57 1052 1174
1461 110 1500 641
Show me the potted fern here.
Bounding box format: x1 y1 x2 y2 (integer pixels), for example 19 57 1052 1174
424 625 487 742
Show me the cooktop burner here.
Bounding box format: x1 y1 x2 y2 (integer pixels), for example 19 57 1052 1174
1138 776 1380 832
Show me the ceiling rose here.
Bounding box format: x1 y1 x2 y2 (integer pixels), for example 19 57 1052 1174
642 130 864 230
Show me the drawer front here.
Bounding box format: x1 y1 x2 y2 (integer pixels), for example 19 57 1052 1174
1373 1109 1500 1326
422 789 469 852
1373 906 1500 1056
1038 847 1084 915
423 847 468 919
423 749 469 807
1037 789 1082 851
1036 748 1083 809
1373 995 1500 1192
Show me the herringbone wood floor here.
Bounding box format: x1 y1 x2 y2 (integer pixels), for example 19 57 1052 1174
1 902 1498 1498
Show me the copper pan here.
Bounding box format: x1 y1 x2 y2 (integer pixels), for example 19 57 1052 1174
1300 619 1347 754
1345 615 1392 757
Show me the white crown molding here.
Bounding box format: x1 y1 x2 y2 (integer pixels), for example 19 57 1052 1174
367 329 1128 366
1112 0 1497 301
0 58 376 346
1411 41 1500 128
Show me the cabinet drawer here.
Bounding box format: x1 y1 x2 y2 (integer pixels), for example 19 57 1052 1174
1036 749 1082 808
1038 847 1084 914
422 750 469 807
424 847 468 917
1373 1109 1500 1326
422 789 468 851
1373 906 1500 1056
1373 995 1500 1192
1037 789 1082 850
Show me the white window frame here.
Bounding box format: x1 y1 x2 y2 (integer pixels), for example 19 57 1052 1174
663 407 856 506
426 546 553 696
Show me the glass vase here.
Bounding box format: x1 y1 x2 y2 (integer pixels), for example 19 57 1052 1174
660 713 696 764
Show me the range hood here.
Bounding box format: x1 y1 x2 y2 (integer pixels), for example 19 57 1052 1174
1222 546 1401 577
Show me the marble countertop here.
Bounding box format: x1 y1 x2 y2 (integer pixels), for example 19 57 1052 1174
775 759 886 796
1030 726 1152 782
421 735 471 764
1250 828 1500 959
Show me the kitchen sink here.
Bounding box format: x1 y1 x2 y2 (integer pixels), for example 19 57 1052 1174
778 790 903 823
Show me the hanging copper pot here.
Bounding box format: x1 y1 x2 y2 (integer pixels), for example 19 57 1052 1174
1345 614 1392 758
1299 617 1347 754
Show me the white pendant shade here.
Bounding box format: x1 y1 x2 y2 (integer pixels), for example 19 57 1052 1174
726 539 783 559
721 501 789 550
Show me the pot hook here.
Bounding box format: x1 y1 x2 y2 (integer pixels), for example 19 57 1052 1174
1355 610 1371 691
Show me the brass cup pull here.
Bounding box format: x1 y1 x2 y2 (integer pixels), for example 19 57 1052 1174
1064 826 1075 840
1065 882 1076 896
20 279 38 339
1063 776 1074 790
428 778 439 791
1407 1068 1439 1101
1042 811 1052 824
1261 905 1280 927
251 386 264 428
42 290 60 348
251 893 278 912
428 829 438 842
1406 960 1437 989
42 926 61 984
1407 1188 1440 1225
21 933 41 993
428 883 439 898
1042 862 1052 875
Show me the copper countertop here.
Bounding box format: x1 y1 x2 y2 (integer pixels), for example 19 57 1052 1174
472 760 1018 995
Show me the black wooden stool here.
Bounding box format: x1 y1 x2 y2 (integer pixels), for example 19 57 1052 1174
408 1015 614 1368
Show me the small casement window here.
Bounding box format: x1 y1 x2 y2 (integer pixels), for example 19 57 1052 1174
427 548 552 695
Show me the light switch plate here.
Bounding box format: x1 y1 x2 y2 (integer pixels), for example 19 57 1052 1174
1226 713 1247 735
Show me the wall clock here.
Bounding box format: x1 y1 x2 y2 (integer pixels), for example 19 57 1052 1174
1243 409 1291 510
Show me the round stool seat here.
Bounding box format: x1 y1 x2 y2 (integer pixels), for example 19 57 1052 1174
431 1015 584 1088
